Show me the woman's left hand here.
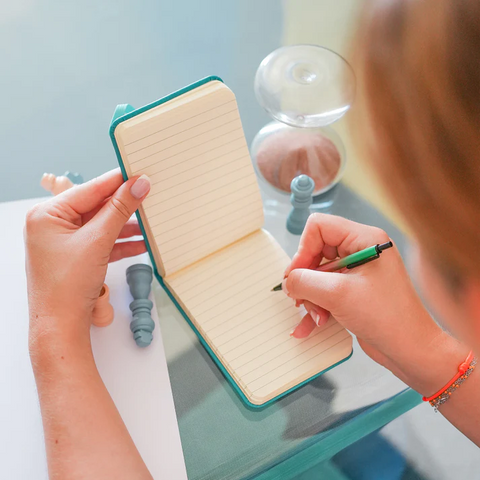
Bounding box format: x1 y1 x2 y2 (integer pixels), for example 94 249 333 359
25 169 151 347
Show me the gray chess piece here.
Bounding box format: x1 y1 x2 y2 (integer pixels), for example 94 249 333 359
126 264 155 347
286 175 315 235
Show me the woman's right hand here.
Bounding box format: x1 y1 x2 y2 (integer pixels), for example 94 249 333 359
283 213 446 380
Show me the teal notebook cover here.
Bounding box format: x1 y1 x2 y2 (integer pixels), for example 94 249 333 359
109 76 352 408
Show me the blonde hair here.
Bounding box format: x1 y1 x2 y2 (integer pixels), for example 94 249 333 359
352 0 480 278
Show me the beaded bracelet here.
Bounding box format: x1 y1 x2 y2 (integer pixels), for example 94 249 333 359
423 351 477 412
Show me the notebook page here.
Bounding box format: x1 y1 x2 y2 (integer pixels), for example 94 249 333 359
165 229 352 405
114 81 264 277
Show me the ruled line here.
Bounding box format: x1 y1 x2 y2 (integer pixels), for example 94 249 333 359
209 298 292 340
130 123 243 167
131 138 245 182
199 279 277 329
145 167 254 216
164 215 265 273
123 96 235 145
150 189 258 232
126 102 237 151
170 239 268 291
146 144 246 189
157 193 260 247
251 335 351 393
196 268 284 329
192 257 280 313
239 323 341 376
183 246 279 305
128 117 240 165
223 312 300 358
247 331 349 387
148 161 249 201
231 323 325 370
223 305 300 361
147 159 254 227
160 205 262 258
215 304 296 348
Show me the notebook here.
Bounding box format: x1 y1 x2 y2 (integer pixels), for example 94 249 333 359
109 76 353 407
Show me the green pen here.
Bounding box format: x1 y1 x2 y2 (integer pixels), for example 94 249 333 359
271 241 393 292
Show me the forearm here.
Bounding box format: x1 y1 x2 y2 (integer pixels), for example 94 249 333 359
30 324 152 480
388 327 480 445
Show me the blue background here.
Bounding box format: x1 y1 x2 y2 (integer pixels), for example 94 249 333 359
0 0 282 201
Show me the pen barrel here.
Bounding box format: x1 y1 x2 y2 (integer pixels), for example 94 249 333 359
316 245 379 272
316 258 344 272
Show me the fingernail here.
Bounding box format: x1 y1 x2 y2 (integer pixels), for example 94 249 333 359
131 174 151 199
311 310 321 326
311 309 328 327
282 279 289 296
290 325 298 336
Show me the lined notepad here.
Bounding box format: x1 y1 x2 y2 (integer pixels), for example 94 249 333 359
115 81 263 277
112 79 352 406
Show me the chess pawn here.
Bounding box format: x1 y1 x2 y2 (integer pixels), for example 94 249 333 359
126 264 155 347
40 173 75 195
91 284 114 327
286 175 315 235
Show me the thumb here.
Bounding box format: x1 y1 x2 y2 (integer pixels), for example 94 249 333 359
283 268 356 312
88 174 151 243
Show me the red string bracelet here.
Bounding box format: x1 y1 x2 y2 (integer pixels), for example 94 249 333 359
423 350 477 412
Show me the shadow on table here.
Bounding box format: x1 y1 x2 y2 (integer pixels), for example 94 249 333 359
167 336 378 441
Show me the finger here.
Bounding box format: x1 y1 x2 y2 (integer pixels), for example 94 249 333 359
87 175 151 244
285 213 390 275
322 245 338 260
284 251 323 277
81 197 110 225
302 300 330 327
118 220 142 239
283 268 357 312
109 241 147 263
55 169 124 215
291 313 316 339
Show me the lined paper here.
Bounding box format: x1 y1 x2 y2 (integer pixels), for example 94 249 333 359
115 81 263 276
166 230 352 405
113 80 352 405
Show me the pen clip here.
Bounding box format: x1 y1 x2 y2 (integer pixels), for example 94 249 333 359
346 253 380 269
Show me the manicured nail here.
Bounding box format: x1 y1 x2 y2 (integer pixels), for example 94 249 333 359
131 174 151 199
282 278 289 296
311 309 327 327
311 310 321 326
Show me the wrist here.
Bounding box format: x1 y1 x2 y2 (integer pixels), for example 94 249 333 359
389 327 471 397
29 315 93 371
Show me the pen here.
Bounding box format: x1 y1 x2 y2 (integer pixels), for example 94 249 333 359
271 241 393 292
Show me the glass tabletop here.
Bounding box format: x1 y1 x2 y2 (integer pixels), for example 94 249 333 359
154 184 422 480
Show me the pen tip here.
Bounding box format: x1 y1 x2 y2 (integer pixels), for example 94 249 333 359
272 283 282 292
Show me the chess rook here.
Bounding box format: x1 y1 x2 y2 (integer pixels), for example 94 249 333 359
126 264 155 347
286 175 315 235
